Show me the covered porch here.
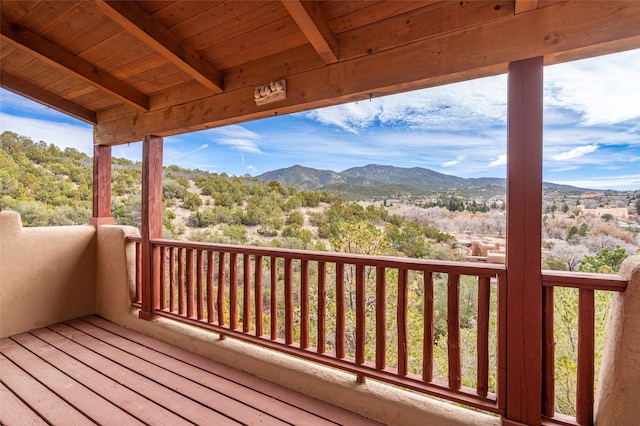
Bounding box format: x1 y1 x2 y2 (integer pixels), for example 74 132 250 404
2 1 640 425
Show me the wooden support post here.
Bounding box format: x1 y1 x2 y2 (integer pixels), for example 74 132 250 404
90 144 114 225
505 57 543 425
139 135 163 320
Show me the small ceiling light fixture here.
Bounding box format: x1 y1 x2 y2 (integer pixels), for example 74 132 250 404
254 79 286 105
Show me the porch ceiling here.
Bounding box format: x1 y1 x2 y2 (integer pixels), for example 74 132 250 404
1 1 639 145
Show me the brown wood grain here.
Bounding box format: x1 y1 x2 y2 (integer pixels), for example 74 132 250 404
505 57 543 424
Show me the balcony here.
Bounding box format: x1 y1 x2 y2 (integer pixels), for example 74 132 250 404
2 209 639 425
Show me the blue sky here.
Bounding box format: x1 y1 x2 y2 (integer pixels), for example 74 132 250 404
1 49 639 190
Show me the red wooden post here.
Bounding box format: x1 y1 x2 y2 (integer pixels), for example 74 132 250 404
576 289 595 425
505 57 543 424
397 268 408 376
139 135 163 320
270 256 278 340
376 266 387 370
207 251 215 323
542 286 555 417
317 261 327 353
447 273 461 390
284 258 294 345
423 271 434 382
90 144 114 226
300 259 310 349
336 262 346 359
477 276 491 397
355 264 366 373
255 255 263 336
243 253 251 333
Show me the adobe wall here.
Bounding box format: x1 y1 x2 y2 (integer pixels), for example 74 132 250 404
95 225 500 426
595 255 640 425
0 211 97 338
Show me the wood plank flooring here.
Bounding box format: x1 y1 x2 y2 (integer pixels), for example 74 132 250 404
1 316 382 425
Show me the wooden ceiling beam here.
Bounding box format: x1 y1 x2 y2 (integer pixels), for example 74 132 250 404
1 71 97 124
281 0 338 64
95 1 640 145
515 0 539 15
0 17 149 112
92 0 224 94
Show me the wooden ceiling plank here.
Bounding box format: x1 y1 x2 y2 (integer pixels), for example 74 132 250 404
91 0 224 93
1 71 97 124
339 0 515 60
0 17 149 111
94 0 640 145
281 0 338 64
515 0 539 15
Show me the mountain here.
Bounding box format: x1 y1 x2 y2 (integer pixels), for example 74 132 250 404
256 165 347 189
257 164 587 193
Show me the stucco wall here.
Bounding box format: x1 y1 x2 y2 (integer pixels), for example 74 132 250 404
0 211 97 338
95 225 500 426
595 255 640 425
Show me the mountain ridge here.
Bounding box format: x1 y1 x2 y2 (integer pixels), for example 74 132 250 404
256 164 586 192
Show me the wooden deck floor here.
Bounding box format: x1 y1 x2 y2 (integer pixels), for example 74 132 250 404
1 316 381 425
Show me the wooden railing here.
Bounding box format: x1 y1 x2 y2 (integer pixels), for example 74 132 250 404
127 237 628 425
129 237 507 413
541 271 627 426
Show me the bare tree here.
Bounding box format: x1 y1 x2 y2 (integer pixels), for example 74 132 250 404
548 241 589 271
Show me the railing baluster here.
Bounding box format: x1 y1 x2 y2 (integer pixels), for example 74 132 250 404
356 264 366 383
207 251 214 323
497 272 508 411
448 273 461 390
423 271 434 382
542 286 555 417
178 247 185 315
284 258 294 345
300 259 310 349
270 256 277 341
196 250 204 320
134 241 142 304
477 276 490 397
576 289 595 425
169 247 175 312
229 252 238 330
160 246 167 310
217 252 226 340
375 266 386 371
243 254 251 333
318 261 326 354
336 262 345 359
255 255 263 336
186 248 194 318
397 268 408 376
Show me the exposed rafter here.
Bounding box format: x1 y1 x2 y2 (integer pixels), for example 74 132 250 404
94 0 640 145
515 0 539 14
92 0 224 94
281 0 338 64
0 17 149 112
1 71 97 124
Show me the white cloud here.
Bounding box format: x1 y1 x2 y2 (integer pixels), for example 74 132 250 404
0 113 93 154
552 144 599 161
545 49 640 125
209 125 263 154
304 74 508 134
166 144 208 162
553 174 640 190
489 154 507 167
441 156 465 167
